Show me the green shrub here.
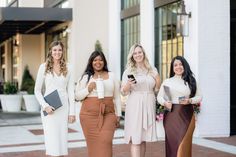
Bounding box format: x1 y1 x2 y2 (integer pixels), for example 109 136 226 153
4 82 18 94
95 40 103 52
20 66 35 94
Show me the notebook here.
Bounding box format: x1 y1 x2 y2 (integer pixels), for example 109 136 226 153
43 90 63 116
163 85 172 112
163 85 171 101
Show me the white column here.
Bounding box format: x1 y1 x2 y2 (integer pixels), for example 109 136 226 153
140 0 155 66
108 0 121 78
185 0 230 137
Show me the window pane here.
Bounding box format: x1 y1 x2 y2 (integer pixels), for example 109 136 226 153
121 0 140 10
155 1 183 81
121 15 140 74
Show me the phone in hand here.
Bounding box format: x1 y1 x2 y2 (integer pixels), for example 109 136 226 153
127 74 137 84
178 96 186 103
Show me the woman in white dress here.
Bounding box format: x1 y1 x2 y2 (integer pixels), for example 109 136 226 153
34 41 76 157
121 44 161 157
75 51 121 157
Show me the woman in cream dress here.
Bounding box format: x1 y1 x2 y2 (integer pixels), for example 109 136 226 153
35 41 75 157
121 44 161 157
75 51 121 157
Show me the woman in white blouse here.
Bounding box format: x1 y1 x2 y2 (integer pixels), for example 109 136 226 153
34 41 75 157
157 56 202 157
75 51 121 157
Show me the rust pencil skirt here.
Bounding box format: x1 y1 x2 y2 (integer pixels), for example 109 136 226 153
163 104 195 157
80 97 117 157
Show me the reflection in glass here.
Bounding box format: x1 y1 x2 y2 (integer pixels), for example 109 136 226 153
121 15 140 73
121 0 140 10
155 2 184 81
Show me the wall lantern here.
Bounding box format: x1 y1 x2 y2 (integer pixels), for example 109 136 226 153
13 39 19 47
176 0 191 37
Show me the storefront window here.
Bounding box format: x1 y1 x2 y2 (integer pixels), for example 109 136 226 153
155 1 183 81
121 15 140 73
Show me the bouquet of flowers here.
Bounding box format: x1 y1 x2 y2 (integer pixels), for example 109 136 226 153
156 103 165 122
193 102 201 114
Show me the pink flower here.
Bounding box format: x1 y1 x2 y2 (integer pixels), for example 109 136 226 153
156 113 164 122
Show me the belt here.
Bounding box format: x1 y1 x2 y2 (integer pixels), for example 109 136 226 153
97 101 106 131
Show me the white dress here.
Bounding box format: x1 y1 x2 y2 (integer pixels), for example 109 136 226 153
34 63 75 156
121 68 158 144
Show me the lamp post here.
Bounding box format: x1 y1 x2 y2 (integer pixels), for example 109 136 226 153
176 0 191 37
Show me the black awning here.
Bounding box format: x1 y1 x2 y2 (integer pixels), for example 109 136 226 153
0 7 72 42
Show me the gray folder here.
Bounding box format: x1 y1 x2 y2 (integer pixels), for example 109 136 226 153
163 85 171 101
163 85 172 112
43 90 63 116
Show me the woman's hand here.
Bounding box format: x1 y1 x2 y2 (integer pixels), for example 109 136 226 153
68 115 76 123
122 79 136 93
116 116 121 128
179 98 192 105
88 82 96 92
164 101 172 111
44 106 55 115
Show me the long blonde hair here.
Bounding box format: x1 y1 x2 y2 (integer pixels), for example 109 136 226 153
126 43 152 73
45 41 68 76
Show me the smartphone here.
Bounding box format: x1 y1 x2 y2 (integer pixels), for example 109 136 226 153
178 96 186 102
127 74 137 83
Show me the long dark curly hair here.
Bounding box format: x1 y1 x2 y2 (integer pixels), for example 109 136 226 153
80 51 109 83
169 56 197 98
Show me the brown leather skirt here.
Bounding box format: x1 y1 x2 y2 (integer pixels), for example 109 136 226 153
164 104 195 157
80 97 117 157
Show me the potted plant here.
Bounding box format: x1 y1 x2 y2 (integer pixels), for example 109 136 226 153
21 66 40 112
0 81 7 111
2 81 22 112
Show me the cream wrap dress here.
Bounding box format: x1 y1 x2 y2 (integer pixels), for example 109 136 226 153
121 68 158 144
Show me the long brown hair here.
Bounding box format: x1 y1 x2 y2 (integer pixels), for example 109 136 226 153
45 41 67 76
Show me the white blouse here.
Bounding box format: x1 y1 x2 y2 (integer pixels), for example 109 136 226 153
75 72 122 116
157 75 202 105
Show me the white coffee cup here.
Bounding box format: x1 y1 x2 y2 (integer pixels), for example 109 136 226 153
96 77 104 99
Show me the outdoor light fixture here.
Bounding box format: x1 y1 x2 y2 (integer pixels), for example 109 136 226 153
176 0 191 37
13 39 19 47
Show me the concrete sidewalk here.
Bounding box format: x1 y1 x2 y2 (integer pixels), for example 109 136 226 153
0 112 236 157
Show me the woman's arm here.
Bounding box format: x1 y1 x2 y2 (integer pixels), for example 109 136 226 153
67 65 75 116
189 84 203 104
121 69 135 96
157 82 172 110
34 63 50 110
75 75 90 101
152 67 161 91
157 83 167 106
112 73 122 117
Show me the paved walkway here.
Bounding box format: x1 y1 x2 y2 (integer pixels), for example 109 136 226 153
0 112 236 157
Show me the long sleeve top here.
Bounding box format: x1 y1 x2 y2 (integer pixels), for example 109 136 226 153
75 72 122 116
34 63 75 115
157 75 202 106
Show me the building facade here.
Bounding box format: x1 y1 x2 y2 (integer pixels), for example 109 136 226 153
0 0 233 137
